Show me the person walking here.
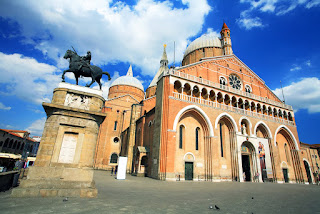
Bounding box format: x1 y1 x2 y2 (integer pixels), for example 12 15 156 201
111 167 114 176
115 166 118 176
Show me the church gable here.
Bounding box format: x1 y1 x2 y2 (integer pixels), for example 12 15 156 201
209 55 282 103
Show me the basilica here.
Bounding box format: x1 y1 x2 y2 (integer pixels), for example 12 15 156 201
94 23 319 183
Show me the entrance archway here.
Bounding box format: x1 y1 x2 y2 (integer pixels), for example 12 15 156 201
303 160 312 184
241 141 258 182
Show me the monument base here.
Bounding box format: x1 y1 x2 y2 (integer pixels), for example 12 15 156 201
12 83 106 198
12 166 97 197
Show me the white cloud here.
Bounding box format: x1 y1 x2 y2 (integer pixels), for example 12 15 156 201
273 77 320 113
0 102 11 110
306 0 320 8
0 123 14 129
238 0 320 29
26 117 46 136
290 66 302 71
0 52 60 104
0 0 211 76
306 60 311 67
237 12 265 30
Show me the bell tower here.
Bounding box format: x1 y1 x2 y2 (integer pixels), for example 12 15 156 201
220 22 233 55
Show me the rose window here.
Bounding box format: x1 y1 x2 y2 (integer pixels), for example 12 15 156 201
229 74 242 90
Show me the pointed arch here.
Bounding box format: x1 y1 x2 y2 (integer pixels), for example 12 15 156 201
274 125 299 150
173 105 214 137
254 121 272 139
214 112 238 132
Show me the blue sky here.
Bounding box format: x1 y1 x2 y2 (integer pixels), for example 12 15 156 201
0 0 319 144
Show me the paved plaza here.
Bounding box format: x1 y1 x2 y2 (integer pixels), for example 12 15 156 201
1 170 320 214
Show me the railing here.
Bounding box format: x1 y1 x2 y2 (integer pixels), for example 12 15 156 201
163 69 293 111
171 92 295 126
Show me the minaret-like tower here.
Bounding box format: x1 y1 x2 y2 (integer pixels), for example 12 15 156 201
220 22 233 55
146 44 169 98
160 44 168 67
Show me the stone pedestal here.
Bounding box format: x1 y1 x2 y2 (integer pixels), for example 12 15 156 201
12 83 106 197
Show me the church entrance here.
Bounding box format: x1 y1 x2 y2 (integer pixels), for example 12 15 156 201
241 141 258 182
242 155 251 181
185 162 193 180
303 161 312 184
283 168 289 183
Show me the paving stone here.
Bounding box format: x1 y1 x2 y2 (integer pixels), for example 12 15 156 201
1 170 319 214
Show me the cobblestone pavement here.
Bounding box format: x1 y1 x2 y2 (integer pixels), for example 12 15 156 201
1 170 320 214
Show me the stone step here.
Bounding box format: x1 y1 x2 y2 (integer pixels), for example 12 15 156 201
11 187 97 198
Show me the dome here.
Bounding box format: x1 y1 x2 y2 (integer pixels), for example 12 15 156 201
110 65 144 91
183 34 222 58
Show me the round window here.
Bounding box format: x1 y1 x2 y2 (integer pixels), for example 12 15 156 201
229 74 242 90
113 137 119 143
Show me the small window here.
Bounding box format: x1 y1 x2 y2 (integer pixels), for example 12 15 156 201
179 125 184 149
220 77 227 86
110 153 118 164
245 85 252 93
195 127 200 151
219 123 224 157
114 121 118 131
113 137 119 143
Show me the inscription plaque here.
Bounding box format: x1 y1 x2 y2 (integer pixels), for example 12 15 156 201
58 132 78 163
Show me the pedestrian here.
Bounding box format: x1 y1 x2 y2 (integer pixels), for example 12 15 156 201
111 167 114 176
243 172 246 181
115 166 118 175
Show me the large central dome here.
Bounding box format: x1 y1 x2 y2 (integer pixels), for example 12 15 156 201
183 34 222 58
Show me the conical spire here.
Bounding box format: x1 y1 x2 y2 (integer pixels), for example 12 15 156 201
160 44 168 67
222 22 229 30
126 64 133 77
148 44 169 88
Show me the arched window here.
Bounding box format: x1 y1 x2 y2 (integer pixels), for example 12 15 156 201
110 153 118 164
245 85 252 93
219 123 224 157
284 144 291 165
9 140 13 148
179 125 184 149
13 141 17 149
220 77 227 86
195 127 200 150
4 138 9 147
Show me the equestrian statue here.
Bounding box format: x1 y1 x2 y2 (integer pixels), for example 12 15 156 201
62 48 111 90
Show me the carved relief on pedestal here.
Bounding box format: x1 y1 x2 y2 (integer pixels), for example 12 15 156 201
64 93 91 110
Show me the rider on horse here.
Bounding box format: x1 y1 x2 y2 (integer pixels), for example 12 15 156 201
78 51 91 71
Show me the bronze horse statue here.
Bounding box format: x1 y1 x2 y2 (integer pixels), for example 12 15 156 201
62 50 111 89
